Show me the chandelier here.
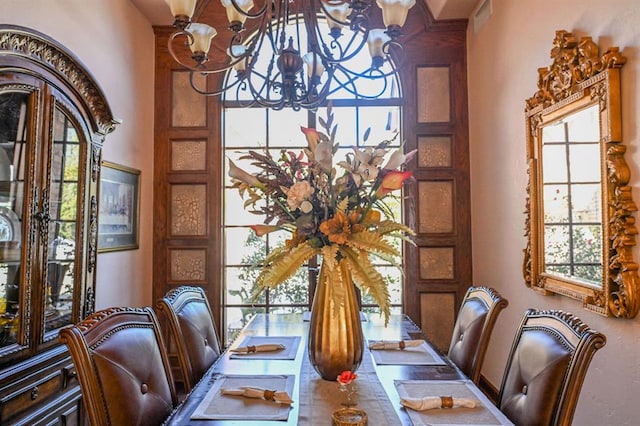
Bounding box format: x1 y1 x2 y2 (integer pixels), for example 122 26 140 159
164 0 416 110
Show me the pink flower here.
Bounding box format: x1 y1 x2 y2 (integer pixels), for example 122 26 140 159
283 181 314 210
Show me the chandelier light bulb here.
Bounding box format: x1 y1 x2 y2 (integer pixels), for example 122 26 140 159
323 2 351 37
367 28 391 68
164 0 198 28
227 45 248 73
221 0 254 30
376 0 416 35
303 52 326 79
187 23 218 63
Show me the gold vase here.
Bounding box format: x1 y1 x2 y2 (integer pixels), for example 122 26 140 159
308 259 364 381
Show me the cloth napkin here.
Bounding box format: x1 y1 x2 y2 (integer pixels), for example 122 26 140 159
221 386 293 405
229 343 285 354
369 339 425 350
400 396 478 411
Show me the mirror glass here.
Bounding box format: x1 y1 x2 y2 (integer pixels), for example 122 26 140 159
542 105 602 285
524 30 639 318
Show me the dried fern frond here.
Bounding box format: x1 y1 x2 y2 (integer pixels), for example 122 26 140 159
375 220 416 237
257 242 318 290
341 247 391 325
347 230 399 257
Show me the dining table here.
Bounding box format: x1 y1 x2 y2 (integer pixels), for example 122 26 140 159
163 313 513 425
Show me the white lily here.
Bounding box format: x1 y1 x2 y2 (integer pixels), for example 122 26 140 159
383 145 417 170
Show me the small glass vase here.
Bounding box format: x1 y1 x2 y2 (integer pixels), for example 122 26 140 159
332 407 368 426
308 259 364 381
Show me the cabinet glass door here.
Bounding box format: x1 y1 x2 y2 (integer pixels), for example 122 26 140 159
0 91 27 349
43 106 81 334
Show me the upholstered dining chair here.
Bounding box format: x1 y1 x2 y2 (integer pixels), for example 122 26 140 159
156 285 221 393
497 309 606 426
59 306 178 426
447 286 508 384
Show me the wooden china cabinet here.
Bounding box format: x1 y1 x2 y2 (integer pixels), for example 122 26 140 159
0 26 118 424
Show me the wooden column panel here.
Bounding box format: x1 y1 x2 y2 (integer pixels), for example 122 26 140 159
401 6 471 350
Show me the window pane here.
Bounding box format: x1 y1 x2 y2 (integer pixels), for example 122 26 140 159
224 189 266 226
225 227 265 265
544 224 570 264
226 266 266 304
569 144 600 182
542 144 567 182
572 225 602 263
268 109 307 148
225 108 267 148
543 184 569 223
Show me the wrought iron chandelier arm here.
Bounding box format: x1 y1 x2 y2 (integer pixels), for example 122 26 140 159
188 71 247 96
228 0 268 19
164 0 416 110
167 30 206 72
327 67 390 100
168 30 251 74
302 4 370 66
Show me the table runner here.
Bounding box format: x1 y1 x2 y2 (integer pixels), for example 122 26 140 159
369 340 447 366
298 345 401 425
229 335 301 360
395 380 514 425
191 374 295 420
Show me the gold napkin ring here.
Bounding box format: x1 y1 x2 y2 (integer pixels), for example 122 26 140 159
398 341 406 350
263 389 276 401
440 396 454 408
247 345 257 353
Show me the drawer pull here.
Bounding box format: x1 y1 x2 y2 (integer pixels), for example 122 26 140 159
30 386 39 400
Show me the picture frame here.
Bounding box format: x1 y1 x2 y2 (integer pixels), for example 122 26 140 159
98 161 140 252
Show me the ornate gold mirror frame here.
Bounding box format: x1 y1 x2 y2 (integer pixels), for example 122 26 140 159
524 30 639 318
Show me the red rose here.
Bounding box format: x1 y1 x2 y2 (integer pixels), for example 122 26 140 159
337 370 357 385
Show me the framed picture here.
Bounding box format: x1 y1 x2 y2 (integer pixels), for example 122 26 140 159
98 161 140 252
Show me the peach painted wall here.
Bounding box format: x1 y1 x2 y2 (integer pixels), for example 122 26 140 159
2 0 155 309
468 0 640 424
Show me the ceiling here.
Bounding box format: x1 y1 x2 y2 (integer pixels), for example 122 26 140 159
129 0 479 27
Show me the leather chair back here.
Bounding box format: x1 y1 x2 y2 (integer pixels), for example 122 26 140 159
59 307 177 426
498 309 606 426
156 285 221 392
447 286 508 384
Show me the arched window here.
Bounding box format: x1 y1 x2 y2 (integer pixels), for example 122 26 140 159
221 23 404 344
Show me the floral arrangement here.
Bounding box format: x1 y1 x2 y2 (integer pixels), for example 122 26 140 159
228 106 416 324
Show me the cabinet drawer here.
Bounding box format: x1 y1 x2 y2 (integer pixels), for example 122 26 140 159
0 365 76 422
